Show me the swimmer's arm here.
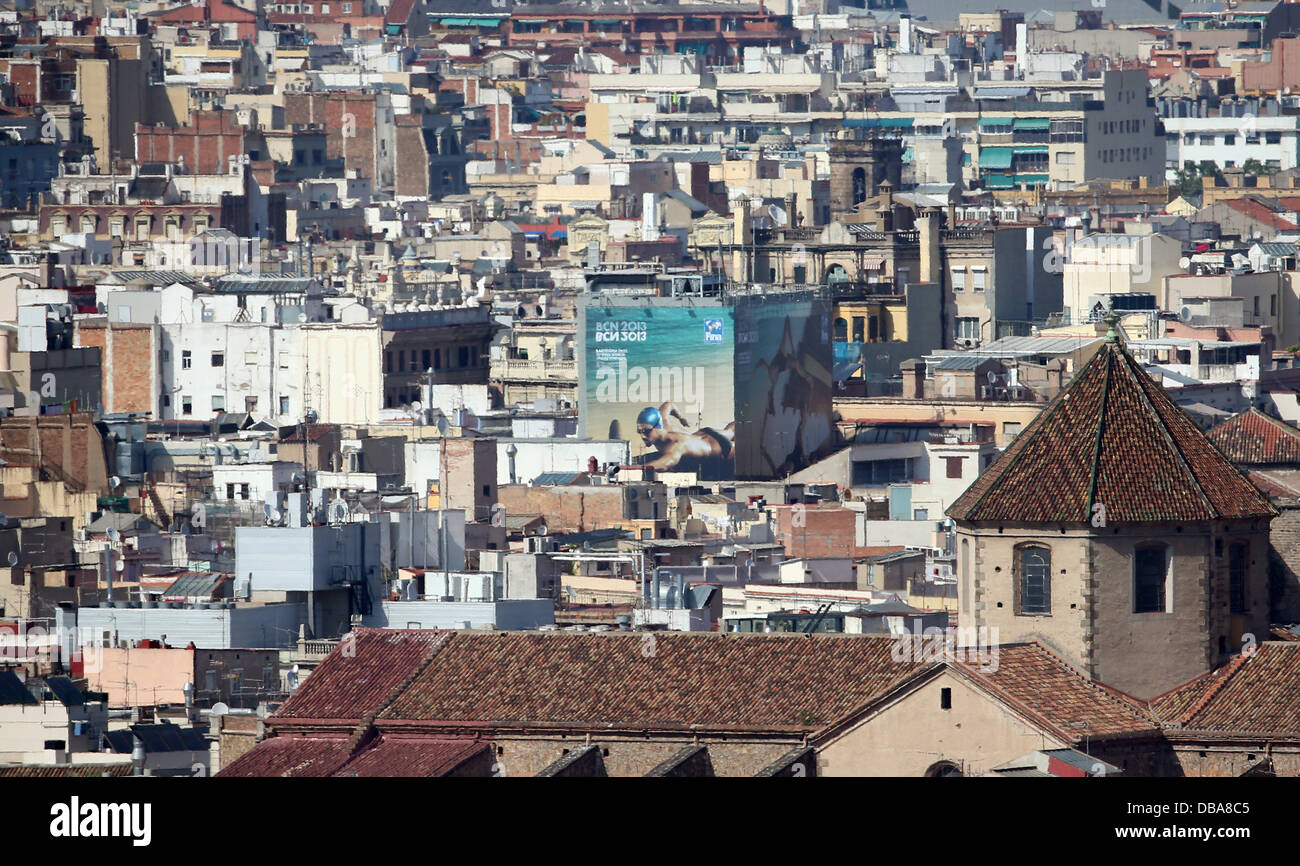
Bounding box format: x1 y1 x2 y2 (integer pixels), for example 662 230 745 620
644 439 689 470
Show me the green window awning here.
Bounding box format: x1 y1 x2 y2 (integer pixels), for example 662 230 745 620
439 17 487 25
592 18 623 24
978 117 1012 129
1013 117 1051 131
1012 145 1049 154
980 147 1013 169
515 19 546 24
844 117 913 129
984 174 1015 189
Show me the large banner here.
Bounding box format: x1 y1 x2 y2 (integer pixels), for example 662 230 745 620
583 306 737 479
733 295 835 479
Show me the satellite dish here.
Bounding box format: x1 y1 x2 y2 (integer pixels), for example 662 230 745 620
209 702 230 717
537 523 548 536
109 476 121 489
107 527 121 543
114 559 125 572
270 509 282 524
411 401 423 413
0 513 7 528
1178 256 1191 270
297 312 308 323
329 500 349 523
987 370 999 384
6 551 16 566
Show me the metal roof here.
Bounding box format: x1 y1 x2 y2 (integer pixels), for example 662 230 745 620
0 671 36 706
532 471 586 486
104 723 209 754
934 355 993 371
1254 242 1297 256
41 676 84 707
109 270 202 287
1129 338 1258 350
212 277 317 294
964 335 1102 357
163 571 229 600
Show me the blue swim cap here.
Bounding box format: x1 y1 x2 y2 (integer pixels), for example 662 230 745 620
637 407 662 428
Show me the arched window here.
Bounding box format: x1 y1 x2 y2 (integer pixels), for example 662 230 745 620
1016 545 1051 615
1229 541 1247 614
924 761 963 778
852 167 867 206
1134 543 1170 613
833 317 848 342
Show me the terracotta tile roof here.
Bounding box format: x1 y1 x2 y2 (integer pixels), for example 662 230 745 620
1243 469 1300 498
1206 408 1300 466
378 632 925 732
217 734 354 777
274 629 448 722
333 735 488 777
949 339 1277 523
384 0 416 25
956 643 1160 739
1221 198 1300 232
1149 643 1300 735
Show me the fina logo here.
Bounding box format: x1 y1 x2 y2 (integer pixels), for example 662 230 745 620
704 318 724 344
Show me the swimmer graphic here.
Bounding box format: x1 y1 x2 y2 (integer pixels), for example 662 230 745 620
635 401 735 472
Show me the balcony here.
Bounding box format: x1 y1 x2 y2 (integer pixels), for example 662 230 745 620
927 428 995 445
293 637 339 664
941 227 995 246
493 357 577 382
830 280 904 299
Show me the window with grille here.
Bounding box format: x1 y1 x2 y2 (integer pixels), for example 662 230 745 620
1017 545 1051 614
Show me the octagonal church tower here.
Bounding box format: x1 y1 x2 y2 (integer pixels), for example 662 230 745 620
947 322 1277 700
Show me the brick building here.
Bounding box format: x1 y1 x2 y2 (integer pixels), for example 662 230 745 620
949 326 1277 700
1205 407 1300 621
219 627 1300 777
283 91 387 190
74 321 161 416
135 110 246 175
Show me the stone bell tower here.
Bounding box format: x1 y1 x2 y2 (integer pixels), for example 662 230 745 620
828 131 903 219
948 318 1277 700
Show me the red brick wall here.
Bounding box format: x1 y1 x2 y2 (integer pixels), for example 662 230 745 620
78 323 154 414
135 111 244 174
393 120 429 198
497 485 626 533
0 61 40 106
772 505 859 559
1242 37 1300 93
284 93 378 182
